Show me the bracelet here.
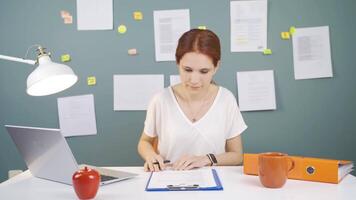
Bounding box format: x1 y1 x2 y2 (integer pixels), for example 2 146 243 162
206 154 213 166
208 153 218 166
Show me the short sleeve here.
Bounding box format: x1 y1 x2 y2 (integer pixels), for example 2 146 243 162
143 94 160 137
226 92 247 139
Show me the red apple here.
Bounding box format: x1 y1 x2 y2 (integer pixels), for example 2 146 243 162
72 166 100 199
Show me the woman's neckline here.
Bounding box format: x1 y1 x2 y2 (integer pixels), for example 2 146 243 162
169 85 221 124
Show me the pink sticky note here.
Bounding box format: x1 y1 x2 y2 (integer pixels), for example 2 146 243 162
60 10 71 18
64 15 73 24
128 48 137 55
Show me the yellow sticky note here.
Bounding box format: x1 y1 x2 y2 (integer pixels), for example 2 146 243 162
197 26 207 30
87 76 96 86
61 54 71 62
289 26 296 35
263 49 272 55
117 25 127 34
281 32 290 40
133 11 143 20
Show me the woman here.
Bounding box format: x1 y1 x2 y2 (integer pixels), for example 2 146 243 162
138 29 247 172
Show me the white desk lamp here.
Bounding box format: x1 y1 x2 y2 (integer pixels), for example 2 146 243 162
0 45 78 96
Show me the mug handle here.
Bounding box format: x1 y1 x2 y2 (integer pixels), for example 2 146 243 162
287 157 295 173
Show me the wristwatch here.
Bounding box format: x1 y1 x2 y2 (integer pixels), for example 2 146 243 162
207 153 218 166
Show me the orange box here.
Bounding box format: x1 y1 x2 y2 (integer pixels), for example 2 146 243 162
243 153 353 184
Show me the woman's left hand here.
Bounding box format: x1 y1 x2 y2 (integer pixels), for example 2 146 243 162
172 155 211 170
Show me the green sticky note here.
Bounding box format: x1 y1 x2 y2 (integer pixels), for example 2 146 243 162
87 76 96 86
118 25 127 34
61 54 71 62
289 26 296 35
263 49 272 55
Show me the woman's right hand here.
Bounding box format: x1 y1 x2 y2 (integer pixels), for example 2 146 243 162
144 154 167 172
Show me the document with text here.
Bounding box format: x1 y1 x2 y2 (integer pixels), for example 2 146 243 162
230 0 268 52
113 74 164 110
77 0 113 30
146 168 222 191
57 94 97 137
236 70 276 111
292 26 333 80
153 9 190 61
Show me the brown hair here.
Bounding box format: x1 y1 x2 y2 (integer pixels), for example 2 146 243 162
175 29 221 67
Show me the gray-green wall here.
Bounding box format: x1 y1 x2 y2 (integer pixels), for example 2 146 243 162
1 0 355 182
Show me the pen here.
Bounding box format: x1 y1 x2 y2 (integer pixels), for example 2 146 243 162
152 160 170 165
152 160 170 170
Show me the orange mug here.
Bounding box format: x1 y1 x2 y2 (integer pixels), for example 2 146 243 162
258 152 295 188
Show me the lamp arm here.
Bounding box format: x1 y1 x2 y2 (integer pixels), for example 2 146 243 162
0 54 36 65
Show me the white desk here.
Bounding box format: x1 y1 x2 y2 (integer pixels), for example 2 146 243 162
1 166 355 199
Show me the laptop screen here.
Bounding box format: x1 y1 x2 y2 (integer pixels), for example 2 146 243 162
5 125 79 185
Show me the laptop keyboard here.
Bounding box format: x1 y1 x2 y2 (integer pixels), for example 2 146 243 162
100 174 117 182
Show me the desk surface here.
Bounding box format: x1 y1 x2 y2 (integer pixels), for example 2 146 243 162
1 166 355 200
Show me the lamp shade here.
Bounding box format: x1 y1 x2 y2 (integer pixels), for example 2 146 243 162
26 55 78 96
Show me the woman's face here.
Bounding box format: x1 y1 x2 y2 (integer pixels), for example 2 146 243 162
178 52 218 93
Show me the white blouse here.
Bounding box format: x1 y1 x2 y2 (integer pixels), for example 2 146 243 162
144 86 247 162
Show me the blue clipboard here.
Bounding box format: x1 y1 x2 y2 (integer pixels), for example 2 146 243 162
145 169 223 192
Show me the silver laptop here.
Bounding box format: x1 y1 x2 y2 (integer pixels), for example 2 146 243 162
5 125 138 185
